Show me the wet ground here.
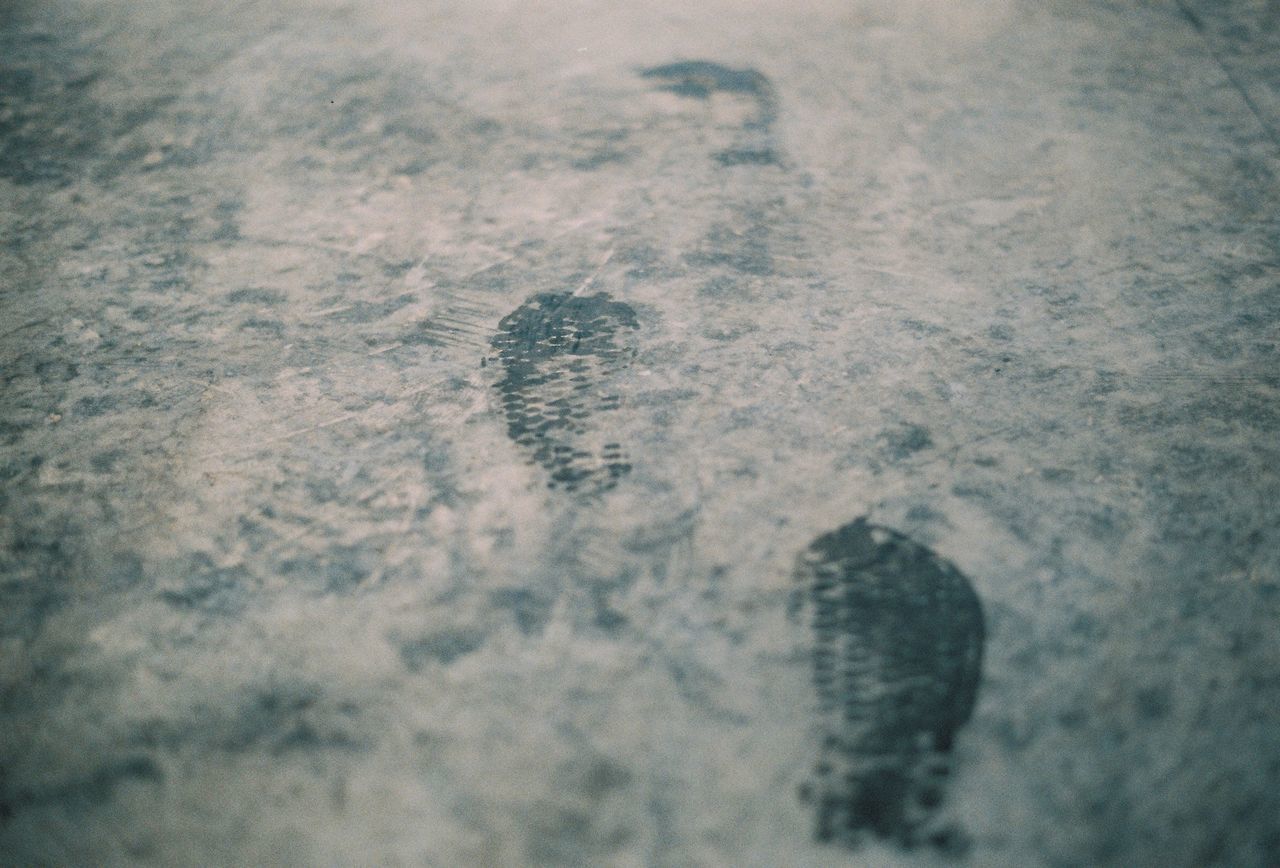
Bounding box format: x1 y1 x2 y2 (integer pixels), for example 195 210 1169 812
2 0 1279 865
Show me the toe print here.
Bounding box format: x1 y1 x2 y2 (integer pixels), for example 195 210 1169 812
491 292 640 496
792 518 985 850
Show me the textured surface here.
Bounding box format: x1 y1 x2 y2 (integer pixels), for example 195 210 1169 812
2 0 1280 865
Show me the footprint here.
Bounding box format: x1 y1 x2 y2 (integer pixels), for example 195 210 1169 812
791 518 985 850
490 291 640 495
640 60 780 167
634 59 800 297
640 60 777 131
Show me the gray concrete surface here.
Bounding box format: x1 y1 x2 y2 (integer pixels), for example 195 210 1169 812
2 0 1279 865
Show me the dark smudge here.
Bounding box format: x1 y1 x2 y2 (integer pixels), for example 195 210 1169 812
490 587 553 635
490 292 640 495
684 220 774 277
713 147 781 167
220 686 363 755
791 518 984 850
0 756 163 818
400 629 486 670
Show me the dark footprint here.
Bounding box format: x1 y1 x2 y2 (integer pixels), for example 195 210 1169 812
640 60 780 166
490 292 640 496
791 518 985 851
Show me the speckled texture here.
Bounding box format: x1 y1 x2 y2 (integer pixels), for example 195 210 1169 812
2 0 1279 865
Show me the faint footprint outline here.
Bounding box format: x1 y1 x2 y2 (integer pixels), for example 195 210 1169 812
639 59 782 167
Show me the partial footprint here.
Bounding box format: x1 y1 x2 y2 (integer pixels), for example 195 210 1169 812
791 518 985 851
640 60 780 166
490 292 640 496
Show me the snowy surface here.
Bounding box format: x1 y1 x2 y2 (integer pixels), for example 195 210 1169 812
2 0 1279 864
